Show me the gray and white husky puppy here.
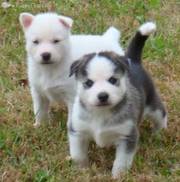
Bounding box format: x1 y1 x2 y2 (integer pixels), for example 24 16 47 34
69 22 167 178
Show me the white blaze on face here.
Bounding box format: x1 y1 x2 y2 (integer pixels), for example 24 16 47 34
88 56 115 80
78 55 127 108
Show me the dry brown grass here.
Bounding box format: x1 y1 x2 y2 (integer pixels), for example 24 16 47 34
0 0 179 181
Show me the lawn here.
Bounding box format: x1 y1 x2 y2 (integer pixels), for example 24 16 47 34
0 0 179 181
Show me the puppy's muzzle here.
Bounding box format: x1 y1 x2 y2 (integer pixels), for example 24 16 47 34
97 92 109 105
41 52 52 64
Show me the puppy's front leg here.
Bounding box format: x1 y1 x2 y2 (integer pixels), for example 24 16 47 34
69 133 89 168
112 132 138 179
67 104 73 127
31 87 50 127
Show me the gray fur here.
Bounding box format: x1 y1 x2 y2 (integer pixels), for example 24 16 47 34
125 126 139 153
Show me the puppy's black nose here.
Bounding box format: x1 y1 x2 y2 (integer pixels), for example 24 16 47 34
98 92 109 103
41 52 51 61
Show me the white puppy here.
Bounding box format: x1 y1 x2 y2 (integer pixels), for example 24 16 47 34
19 12 124 127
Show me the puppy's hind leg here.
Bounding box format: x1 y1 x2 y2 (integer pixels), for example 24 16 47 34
144 95 167 132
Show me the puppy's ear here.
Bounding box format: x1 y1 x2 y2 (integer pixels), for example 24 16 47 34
113 56 129 74
19 13 34 31
69 60 80 77
59 15 73 29
116 57 129 73
69 53 96 77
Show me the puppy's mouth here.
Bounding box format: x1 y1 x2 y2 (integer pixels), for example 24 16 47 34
95 102 111 107
40 60 54 65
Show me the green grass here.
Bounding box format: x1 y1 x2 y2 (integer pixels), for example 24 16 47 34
0 0 179 181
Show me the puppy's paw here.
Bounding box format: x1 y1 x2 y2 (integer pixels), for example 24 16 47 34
77 159 89 169
112 168 126 179
71 155 89 169
33 122 41 128
152 115 168 133
162 115 168 129
139 22 156 36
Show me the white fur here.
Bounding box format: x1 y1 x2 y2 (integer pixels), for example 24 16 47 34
19 12 124 126
69 133 89 168
70 31 124 61
163 115 168 128
139 22 156 36
103 26 121 41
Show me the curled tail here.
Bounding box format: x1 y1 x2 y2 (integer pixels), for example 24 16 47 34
126 22 156 64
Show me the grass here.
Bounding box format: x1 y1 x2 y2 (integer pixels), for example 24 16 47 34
0 0 179 181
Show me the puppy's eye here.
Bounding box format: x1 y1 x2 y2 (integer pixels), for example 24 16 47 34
83 79 94 88
53 39 60 44
108 77 118 85
33 40 39 44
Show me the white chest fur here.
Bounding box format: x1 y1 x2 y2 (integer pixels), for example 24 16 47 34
72 102 133 147
28 58 75 104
